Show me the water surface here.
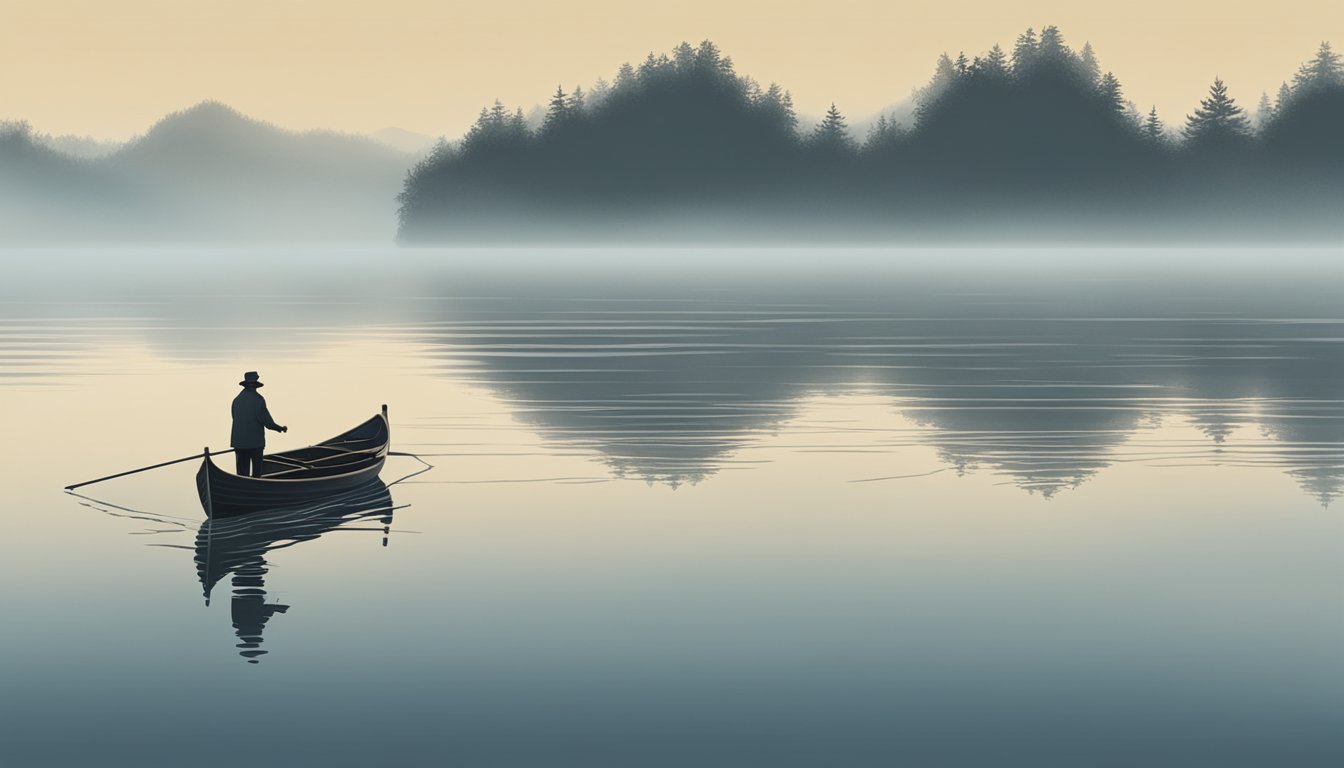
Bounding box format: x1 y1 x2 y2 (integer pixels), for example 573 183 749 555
2 248 1341 766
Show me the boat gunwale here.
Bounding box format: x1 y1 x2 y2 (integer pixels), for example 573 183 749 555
203 412 389 486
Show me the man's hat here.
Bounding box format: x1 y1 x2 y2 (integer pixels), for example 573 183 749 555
239 371 264 388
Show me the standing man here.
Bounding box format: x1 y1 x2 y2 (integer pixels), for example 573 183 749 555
231 371 287 478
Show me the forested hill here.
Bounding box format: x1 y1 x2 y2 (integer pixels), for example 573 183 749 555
1 102 415 243
398 32 1344 243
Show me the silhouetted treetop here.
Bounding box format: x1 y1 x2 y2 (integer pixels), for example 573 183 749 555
1099 72 1126 114
809 103 856 153
1255 91 1274 129
1143 106 1166 145
1292 42 1344 93
757 83 799 134
1183 78 1251 146
1036 26 1071 68
916 52 960 118
863 113 904 153
1012 28 1039 76
1078 42 1101 87
905 25 1147 182
979 45 1010 79
394 35 1344 241
397 39 809 231
543 86 573 134
1261 41 1344 161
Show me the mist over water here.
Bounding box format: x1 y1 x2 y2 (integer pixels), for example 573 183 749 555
2 248 1341 767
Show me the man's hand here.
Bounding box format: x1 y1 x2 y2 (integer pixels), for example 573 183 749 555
280 426 288 433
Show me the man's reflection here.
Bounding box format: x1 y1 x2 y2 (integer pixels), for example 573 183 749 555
194 480 394 663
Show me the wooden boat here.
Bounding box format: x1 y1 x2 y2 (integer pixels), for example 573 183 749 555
196 405 390 518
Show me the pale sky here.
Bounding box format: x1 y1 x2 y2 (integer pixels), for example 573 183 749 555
2 0 1340 140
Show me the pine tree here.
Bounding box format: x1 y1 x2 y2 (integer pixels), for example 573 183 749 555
1012 28 1038 76
695 39 727 76
464 106 492 144
757 82 798 135
780 90 798 133
1099 72 1125 114
508 107 529 140
741 76 762 104
589 77 611 108
638 52 658 79
1275 81 1293 115
865 114 891 150
1183 77 1251 145
921 53 958 102
1037 25 1070 68
980 44 1009 78
955 51 970 76
568 84 586 113
1255 91 1273 130
864 113 904 151
811 103 855 151
1124 100 1143 131
464 100 529 149
1143 106 1165 144
916 53 960 124
1292 41 1344 92
615 62 637 92
672 41 696 72
638 52 672 82
542 85 571 133
934 53 957 83
1078 42 1101 85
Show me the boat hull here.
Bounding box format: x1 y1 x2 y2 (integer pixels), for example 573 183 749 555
197 411 390 518
196 479 395 596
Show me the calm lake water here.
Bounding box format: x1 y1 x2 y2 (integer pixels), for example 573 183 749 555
2 248 1342 767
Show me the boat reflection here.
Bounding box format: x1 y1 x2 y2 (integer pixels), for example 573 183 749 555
194 480 395 663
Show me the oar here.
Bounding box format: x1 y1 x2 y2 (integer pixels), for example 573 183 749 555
64 448 236 491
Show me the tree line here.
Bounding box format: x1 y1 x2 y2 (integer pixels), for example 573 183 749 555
397 31 1344 241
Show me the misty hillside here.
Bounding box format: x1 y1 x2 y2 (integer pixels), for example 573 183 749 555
399 34 1344 243
1 102 416 243
371 127 440 155
34 133 123 159
849 98 918 144
0 122 136 237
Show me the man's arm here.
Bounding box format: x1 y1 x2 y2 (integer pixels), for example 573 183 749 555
258 401 288 433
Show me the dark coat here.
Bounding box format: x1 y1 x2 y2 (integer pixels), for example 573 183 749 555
231 389 283 449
